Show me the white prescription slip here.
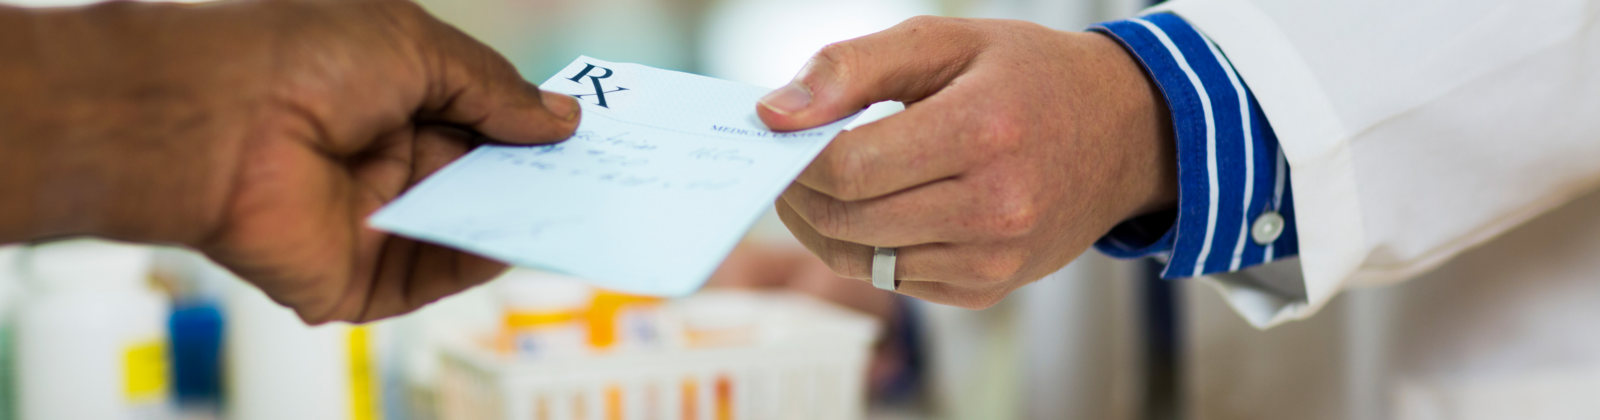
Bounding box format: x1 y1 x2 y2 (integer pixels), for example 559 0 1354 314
369 57 858 296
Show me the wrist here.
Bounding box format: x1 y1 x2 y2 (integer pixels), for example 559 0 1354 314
1 3 242 245
1086 31 1179 221
1089 14 1299 276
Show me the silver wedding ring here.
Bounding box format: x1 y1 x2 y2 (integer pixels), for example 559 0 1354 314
872 247 898 291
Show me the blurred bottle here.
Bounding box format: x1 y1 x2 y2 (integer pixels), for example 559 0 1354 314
384 281 501 420
15 239 172 420
225 276 390 420
498 270 593 359
586 290 664 353
676 291 759 348
150 249 227 419
0 246 21 420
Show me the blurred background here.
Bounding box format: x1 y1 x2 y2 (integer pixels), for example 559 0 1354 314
0 0 1274 420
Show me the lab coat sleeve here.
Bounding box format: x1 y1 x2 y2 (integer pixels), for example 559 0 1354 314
1089 14 1302 281
1146 0 1600 328
1088 13 1307 328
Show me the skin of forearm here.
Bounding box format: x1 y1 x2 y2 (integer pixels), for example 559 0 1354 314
0 3 249 246
0 6 47 244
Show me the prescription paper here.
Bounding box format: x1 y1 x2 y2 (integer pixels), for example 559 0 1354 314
369 56 857 296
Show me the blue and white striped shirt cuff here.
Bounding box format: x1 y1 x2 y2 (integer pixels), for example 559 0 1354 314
1089 13 1300 279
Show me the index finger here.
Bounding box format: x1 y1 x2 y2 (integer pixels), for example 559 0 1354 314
797 95 988 201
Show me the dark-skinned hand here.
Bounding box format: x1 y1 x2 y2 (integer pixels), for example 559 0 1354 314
0 0 579 323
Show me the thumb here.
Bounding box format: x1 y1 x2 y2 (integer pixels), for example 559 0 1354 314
418 21 580 144
758 16 982 131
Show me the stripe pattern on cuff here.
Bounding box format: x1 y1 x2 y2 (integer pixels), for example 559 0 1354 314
1090 13 1299 279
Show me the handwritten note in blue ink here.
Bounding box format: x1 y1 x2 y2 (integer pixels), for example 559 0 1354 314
369 56 857 296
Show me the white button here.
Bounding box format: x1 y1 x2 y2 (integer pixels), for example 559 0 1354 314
1251 211 1285 245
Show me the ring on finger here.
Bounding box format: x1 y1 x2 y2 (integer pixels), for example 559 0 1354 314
872 247 899 291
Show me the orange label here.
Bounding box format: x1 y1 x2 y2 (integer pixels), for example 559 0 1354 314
588 291 664 349
606 385 623 420
715 375 734 420
682 378 699 420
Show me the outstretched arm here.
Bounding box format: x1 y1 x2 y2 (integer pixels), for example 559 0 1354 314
0 0 580 323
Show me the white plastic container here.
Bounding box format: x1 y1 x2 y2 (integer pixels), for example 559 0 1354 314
15 239 171 420
225 273 391 420
435 291 879 420
498 270 596 359
0 246 22 420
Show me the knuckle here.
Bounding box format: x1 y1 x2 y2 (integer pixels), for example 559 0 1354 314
984 197 1041 238
391 1 458 42
816 147 873 200
355 0 437 40
897 15 964 33
807 200 853 240
812 42 863 83
969 254 1025 286
896 15 982 41
899 15 945 30
380 0 429 17
970 266 1008 286
361 0 423 20
820 245 870 279
975 112 1027 150
994 17 1051 34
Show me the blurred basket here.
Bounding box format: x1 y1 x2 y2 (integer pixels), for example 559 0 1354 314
435 291 880 420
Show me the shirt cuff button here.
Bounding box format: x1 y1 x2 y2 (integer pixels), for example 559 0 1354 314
1251 211 1285 245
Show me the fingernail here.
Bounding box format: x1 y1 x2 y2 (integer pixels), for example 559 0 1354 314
543 92 580 121
759 83 812 115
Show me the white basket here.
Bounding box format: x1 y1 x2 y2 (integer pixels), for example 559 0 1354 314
435 291 880 420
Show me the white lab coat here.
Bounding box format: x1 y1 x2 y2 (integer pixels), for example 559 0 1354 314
1144 0 1600 418
1154 0 1600 328
1185 191 1600 419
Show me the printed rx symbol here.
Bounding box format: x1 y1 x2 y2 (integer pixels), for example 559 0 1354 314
566 63 629 108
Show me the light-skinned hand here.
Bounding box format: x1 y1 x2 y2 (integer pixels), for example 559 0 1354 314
756 16 1176 309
